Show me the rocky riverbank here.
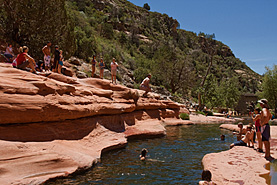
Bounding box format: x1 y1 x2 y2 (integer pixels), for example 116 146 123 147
0 63 255 184
202 123 277 184
0 63 191 184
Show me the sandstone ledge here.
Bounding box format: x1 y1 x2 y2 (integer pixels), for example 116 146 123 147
0 63 186 184
202 124 277 185
190 114 243 124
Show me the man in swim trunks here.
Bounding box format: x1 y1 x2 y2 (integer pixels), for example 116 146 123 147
258 99 272 159
42 41 51 71
140 74 151 97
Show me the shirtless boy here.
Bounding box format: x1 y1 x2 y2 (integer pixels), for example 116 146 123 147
258 99 272 159
42 41 51 71
230 125 253 149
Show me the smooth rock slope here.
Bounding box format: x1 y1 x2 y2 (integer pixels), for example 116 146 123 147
0 63 187 184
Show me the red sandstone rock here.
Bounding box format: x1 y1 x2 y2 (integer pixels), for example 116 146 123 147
0 63 184 184
190 114 242 124
202 125 277 185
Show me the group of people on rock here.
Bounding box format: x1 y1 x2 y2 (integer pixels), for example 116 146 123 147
91 55 152 96
6 42 153 96
230 99 272 160
5 42 64 75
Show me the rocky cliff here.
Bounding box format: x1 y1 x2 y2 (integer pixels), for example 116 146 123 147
0 63 188 184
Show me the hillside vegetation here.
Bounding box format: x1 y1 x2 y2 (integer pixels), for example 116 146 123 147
0 0 261 108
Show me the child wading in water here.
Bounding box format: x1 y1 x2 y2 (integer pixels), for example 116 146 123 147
140 148 148 161
99 58 105 79
199 170 217 185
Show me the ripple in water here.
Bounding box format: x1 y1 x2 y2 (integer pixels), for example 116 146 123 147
46 124 236 185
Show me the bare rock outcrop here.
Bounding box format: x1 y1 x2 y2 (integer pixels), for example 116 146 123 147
202 124 277 185
0 63 186 184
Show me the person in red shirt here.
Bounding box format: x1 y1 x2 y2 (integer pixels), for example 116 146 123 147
16 46 37 73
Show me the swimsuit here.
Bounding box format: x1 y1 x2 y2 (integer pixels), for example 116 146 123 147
44 55 51 67
100 62 104 69
261 123 270 141
92 59 96 66
59 60 63 66
255 119 261 132
233 140 247 146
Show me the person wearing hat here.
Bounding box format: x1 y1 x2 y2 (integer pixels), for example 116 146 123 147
258 99 272 159
140 74 152 97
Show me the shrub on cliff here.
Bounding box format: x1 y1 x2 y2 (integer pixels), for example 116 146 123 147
180 113 190 120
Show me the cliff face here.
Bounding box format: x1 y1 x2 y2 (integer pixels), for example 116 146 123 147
0 63 186 184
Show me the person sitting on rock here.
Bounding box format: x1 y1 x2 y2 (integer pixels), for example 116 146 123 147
4 44 15 62
140 74 151 97
199 170 217 185
233 122 245 141
140 148 148 161
230 125 253 149
15 46 37 74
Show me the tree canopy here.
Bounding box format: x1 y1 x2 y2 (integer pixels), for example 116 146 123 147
260 65 277 116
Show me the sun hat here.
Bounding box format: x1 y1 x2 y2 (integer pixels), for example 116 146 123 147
258 99 269 108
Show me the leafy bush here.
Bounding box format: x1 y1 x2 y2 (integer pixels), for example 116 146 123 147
180 113 190 120
196 111 206 116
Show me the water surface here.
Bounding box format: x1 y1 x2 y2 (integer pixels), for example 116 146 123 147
46 124 236 185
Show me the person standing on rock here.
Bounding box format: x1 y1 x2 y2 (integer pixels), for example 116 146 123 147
57 50 64 74
110 58 118 84
258 99 272 159
99 57 105 79
252 107 263 152
42 41 51 71
91 55 97 77
53 45 60 72
140 74 151 97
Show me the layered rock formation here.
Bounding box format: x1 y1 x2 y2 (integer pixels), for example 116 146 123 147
0 63 188 184
202 124 277 184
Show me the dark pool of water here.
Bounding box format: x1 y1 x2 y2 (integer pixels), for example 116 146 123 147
46 124 236 185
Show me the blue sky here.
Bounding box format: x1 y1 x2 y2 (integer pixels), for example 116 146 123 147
128 0 277 75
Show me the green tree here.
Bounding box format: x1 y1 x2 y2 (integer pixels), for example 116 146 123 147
1 0 76 59
260 65 277 116
219 77 241 108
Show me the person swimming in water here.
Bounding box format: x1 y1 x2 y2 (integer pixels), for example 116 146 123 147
140 148 148 161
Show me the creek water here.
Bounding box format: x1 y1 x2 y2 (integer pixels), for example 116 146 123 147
47 124 237 184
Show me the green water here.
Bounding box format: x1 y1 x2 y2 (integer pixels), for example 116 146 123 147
46 124 236 185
